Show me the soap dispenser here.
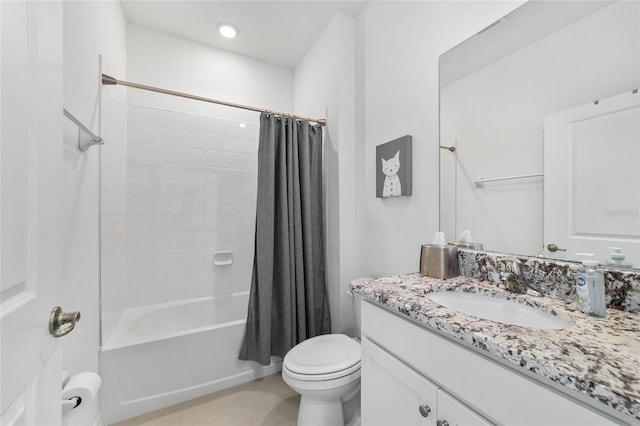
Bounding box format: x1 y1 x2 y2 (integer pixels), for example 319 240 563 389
606 247 633 269
575 253 606 318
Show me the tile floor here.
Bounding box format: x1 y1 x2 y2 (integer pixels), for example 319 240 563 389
112 373 300 426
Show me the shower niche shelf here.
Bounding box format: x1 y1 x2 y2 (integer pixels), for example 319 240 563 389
213 251 233 266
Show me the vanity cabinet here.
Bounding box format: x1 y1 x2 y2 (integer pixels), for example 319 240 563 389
362 336 489 425
360 301 619 425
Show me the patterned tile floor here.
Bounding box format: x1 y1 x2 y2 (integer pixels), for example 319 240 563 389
112 373 299 426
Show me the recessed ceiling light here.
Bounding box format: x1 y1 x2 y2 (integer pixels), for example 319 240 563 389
217 22 238 39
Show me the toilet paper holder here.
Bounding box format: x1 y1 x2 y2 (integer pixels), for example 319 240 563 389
61 372 83 413
62 396 82 413
61 371 102 425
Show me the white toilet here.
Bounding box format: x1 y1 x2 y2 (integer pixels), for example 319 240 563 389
282 278 369 426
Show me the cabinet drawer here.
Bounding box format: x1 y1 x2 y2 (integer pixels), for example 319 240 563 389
361 301 618 425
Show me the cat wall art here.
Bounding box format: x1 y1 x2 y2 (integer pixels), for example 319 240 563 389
381 151 402 197
376 136 412 198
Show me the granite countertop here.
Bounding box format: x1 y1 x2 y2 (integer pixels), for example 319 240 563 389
351 273 640 422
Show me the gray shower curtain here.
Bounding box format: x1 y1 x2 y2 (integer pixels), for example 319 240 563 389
239 113 331 366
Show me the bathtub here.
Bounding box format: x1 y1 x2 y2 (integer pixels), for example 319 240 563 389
100 293 281 424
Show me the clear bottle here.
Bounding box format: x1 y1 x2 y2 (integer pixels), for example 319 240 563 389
576 259 606 318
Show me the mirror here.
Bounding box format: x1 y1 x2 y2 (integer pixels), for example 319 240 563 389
439 0 639 269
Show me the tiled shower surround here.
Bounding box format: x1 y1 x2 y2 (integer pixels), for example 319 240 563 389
100 72 128 344
124 105 259 308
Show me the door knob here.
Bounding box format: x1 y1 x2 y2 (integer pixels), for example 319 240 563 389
49 307 80 337
547 243 566 252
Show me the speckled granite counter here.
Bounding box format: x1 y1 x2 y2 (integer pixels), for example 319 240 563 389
351 273 640 423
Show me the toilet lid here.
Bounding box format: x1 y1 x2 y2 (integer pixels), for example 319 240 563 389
283 334 361 376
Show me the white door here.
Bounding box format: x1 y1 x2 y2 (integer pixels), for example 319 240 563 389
1 2 64 425
544 90 640 265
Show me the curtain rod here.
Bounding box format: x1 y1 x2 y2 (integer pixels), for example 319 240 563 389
101 74 326 126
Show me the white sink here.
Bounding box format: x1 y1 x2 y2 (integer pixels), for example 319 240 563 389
427 291 570 329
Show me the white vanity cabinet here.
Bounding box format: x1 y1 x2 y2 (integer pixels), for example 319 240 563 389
360 300 620 425
362 336 490 425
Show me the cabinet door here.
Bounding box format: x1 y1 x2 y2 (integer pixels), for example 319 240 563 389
437 390 491 426
362 337 438 426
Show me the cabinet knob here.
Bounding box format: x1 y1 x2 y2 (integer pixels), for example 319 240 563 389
436 421 450 426
418 405 431 418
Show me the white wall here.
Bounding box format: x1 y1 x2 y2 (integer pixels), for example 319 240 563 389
127 24 293 123
354 1 524 278
62 0 127 374
100 69 129 346
294 13 356 334
293 3 524 333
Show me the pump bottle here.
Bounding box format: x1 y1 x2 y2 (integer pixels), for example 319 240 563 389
575 254 606 318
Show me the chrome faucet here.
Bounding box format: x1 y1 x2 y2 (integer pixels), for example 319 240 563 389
497 257 543 296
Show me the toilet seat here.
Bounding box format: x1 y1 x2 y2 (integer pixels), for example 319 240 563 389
283 334 361 381
283 360 361 382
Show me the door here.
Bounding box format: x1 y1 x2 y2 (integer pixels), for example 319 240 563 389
544 90 640 265
361 337 439 426
1 2 64 425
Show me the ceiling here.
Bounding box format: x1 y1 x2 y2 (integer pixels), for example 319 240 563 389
121 1 368 69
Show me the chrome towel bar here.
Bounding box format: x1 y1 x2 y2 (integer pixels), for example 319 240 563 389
475 172 543 188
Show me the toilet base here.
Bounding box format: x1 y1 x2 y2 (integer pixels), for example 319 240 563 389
343 387 360 425
298 395 344 426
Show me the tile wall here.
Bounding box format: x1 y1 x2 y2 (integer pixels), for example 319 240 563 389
124 105 259 308
100 74 128 344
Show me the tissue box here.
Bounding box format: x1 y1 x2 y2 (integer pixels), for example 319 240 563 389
419 245 459 279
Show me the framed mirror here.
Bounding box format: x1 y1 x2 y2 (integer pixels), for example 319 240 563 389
439 0 639 268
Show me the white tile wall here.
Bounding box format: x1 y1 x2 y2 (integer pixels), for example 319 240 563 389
100 77 128 345
124 105 259 307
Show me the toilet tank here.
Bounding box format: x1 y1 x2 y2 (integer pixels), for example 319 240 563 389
350 278 372 340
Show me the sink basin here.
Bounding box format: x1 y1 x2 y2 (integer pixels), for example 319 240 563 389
427 291 570 329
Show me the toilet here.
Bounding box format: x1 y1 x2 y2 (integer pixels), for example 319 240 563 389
282 278 369 426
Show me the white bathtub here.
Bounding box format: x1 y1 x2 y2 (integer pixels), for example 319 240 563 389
100 293 281 424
